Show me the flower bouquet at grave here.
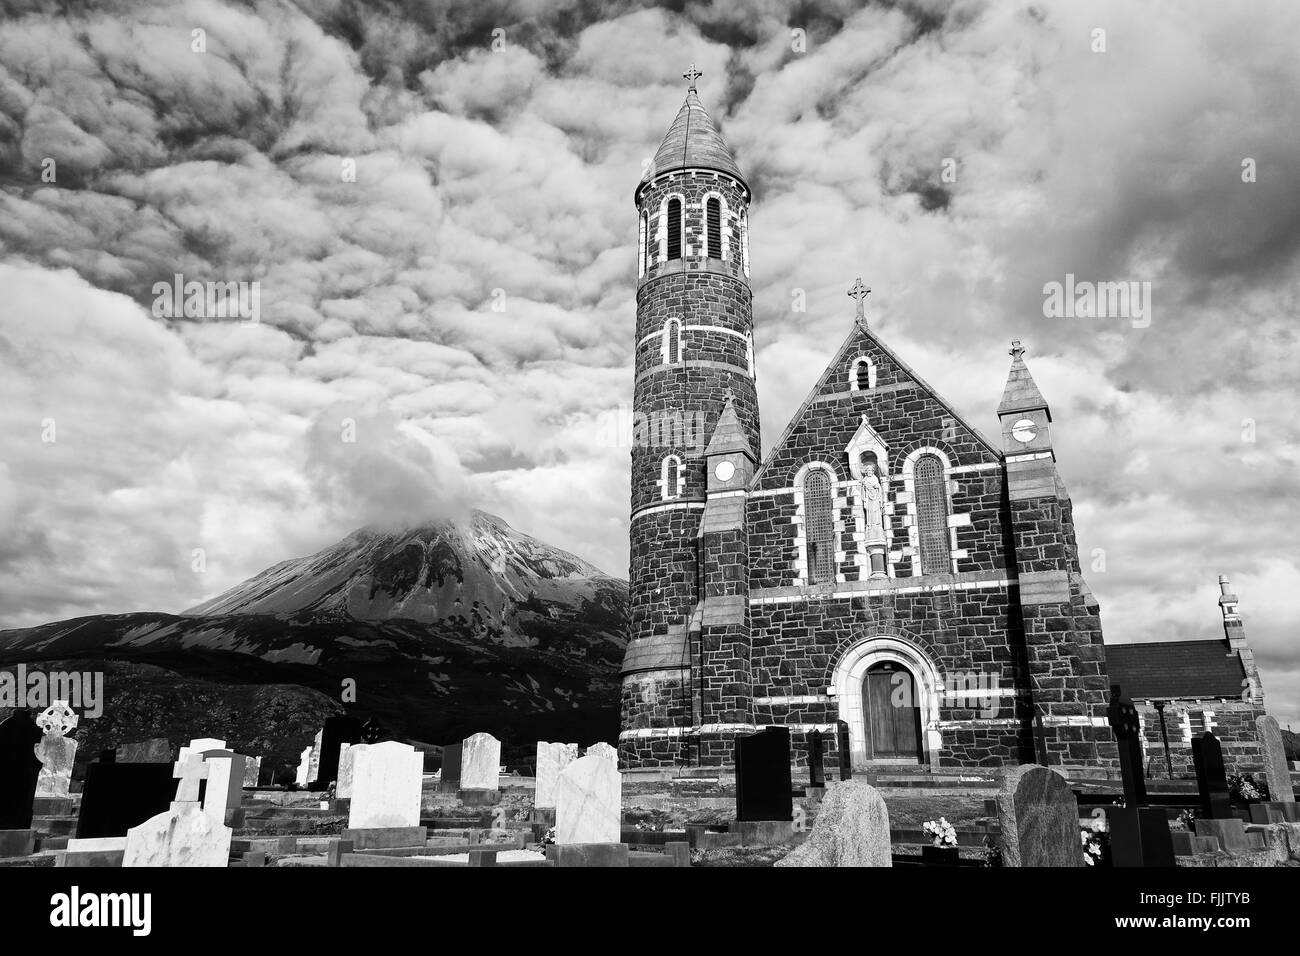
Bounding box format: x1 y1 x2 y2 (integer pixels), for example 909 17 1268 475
922 817 957 848
1080 818 1108 866
1172 809 1196 831
1228 773 1269 803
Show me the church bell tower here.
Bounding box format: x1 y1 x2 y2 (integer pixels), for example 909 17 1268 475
619 67 759 768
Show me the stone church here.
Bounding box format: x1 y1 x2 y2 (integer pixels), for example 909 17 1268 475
618 76 1271 779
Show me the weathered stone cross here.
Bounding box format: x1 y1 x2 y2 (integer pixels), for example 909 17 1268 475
847 277 871 320
683 63 703 91
1009 339 1025 360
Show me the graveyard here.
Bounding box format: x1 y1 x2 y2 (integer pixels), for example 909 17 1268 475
1 689 1296 871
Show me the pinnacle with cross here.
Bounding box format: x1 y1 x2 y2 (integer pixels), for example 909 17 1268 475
1009 340 1025 361
683 63 703 91
847 277 871 321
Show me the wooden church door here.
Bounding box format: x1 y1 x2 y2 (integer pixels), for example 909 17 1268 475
864 661 922 760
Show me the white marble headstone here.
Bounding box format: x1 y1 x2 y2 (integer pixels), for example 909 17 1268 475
585 742 618 770
34 702 79 798
555 754 621 845
242 756 262 789
199 749 246 823
123 804 232 867
295 746 313 787
337 743 367 799
461 732 501 791
307 730 323 783
178 738 226 762
534 741 579 809
348 741 423 830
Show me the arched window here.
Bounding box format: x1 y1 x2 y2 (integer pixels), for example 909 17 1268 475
914 454 951 574
803 468 835 585
661 455 683 499
638 212 648 278
666 198 682 260
851 357 874 391
664 318 681 364
706 198 721 259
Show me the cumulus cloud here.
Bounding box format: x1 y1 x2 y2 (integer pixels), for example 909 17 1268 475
0 0 1297 722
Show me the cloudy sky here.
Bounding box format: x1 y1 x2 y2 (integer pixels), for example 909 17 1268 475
1 0 1297 724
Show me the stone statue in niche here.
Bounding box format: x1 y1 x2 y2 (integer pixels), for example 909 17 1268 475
857 452 889 578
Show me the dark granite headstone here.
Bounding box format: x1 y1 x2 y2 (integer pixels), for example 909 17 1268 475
836 720 852 781
995 765 1082 867
76 763 177 839
439 743 462 793
735 727 793 822
360 717 386 744
1108 806 1176 868
0 711 43 829
1192 732 1232 819
312 715 364 791
1107 685 1146 805
807 731 825 788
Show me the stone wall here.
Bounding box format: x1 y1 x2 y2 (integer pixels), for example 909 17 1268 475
1134 699 1267 778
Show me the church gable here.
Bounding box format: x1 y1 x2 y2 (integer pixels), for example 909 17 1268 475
746 321 1010 589
754 322 1000 492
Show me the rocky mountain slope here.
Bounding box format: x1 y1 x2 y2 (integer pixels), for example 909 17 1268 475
0 512 628 771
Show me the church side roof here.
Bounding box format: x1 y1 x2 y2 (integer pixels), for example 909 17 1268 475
642 90 745 186
1104 641 1246 700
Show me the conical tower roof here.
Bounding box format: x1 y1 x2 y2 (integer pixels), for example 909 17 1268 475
703 394 755 460
642 89 746 187
998 341 1051 418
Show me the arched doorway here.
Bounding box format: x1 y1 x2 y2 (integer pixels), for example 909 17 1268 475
830 634 941 768
863 661 922 760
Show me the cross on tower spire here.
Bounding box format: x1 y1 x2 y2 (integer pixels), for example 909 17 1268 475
847 277 871 322
683 63 703 91
1009 339 1025 361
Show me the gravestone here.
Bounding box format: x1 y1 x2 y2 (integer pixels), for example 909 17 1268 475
348 741 423 830
313 715 364 790
307 730 323 784
76 763 176 839
361 717 386 743
0 711 43 830
177 738 226 763
337 743 367 799
807 731 825 788
1107 685 1146 805
995 765 1083 867
461 732 501 791
1106 685 1174 867
735 727 793 822
294 746 313 788
1257 715 1294 803
835 720 852 780
775 780 890 867
116 738 172 763
555 754 621 845
439 743 463 793
34 701 78 798
535 742 579 809
585 742 618 769
199 749 245 824
1191 732 1231 818
242 756 261 789
123 804 232 867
